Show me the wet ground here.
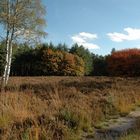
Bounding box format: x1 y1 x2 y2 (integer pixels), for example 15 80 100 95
84 108 140 140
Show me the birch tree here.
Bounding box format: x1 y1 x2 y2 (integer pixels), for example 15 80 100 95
0 0 46 91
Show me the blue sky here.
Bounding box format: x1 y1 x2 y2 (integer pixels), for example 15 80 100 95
43 0 140 55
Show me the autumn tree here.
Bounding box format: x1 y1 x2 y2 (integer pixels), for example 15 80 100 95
41 48 85 76
0 0 46 90
107 49 140 76
61 52 84 76
41 48 63 75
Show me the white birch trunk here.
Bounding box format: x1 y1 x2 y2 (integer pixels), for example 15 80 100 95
5 42 12 85
5 0 16 86
0 0 11 90
2 39 10 87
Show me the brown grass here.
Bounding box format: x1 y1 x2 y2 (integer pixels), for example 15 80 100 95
0 76 139 140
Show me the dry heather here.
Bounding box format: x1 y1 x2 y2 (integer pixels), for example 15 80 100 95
0 76 140 140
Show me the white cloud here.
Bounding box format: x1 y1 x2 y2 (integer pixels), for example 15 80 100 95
107 27 140 42
79 32 97 40
71 36 86 43
80 42 100 49
71 32 100 49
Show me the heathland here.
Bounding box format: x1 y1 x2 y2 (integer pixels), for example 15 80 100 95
0 76 140 140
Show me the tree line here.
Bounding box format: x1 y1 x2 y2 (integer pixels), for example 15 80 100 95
0 42 140 77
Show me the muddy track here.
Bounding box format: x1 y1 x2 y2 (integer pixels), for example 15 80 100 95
84 108 140 140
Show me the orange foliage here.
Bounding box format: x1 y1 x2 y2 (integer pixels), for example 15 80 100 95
107 49 140 76
42 49 85 76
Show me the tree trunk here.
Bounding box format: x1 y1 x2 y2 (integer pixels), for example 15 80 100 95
5 42 12 85
0 0 11 92
0 38 10 91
